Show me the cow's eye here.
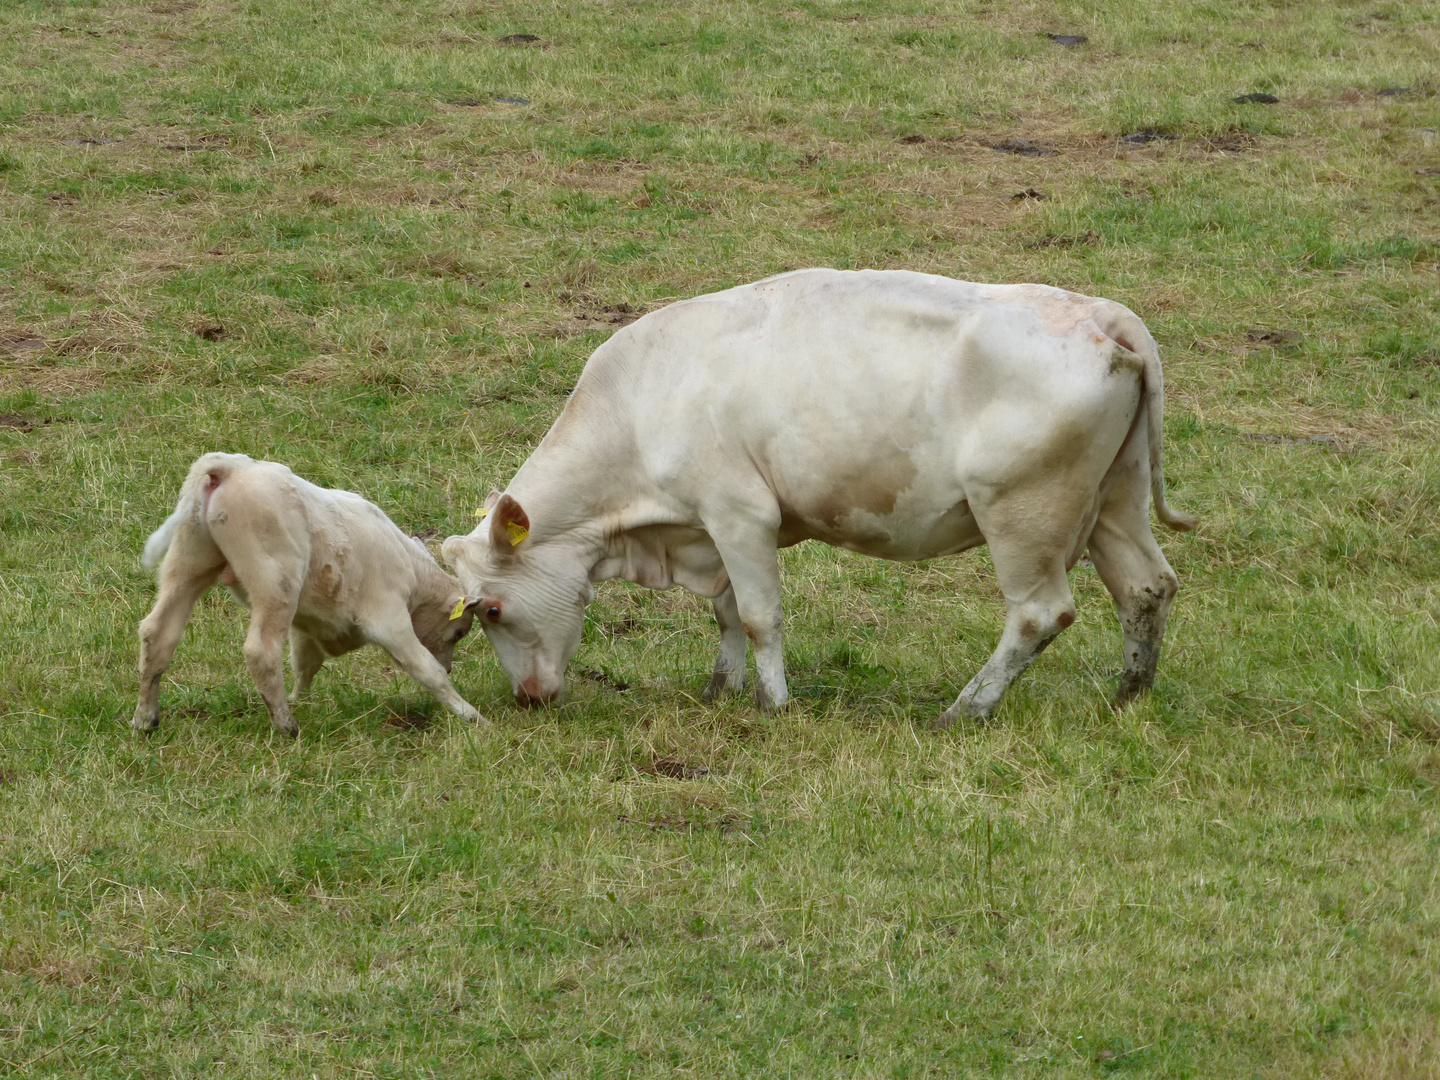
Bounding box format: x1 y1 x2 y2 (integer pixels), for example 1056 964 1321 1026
486 606 501 622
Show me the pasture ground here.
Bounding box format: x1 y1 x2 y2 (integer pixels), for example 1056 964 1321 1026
1 0 1438 1075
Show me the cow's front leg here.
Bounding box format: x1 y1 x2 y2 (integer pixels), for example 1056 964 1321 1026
708 525 787 712
703 584 747 701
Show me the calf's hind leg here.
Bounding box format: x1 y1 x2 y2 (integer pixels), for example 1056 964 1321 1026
243 597 303 736
134 533 224 733
1087 485 1180 706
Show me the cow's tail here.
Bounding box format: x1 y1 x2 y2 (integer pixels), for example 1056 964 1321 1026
1104 310 1199 533
141 452 243 569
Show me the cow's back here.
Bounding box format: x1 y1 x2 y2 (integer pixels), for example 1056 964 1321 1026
567 269 1142 560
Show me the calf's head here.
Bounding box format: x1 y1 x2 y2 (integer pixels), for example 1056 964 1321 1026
409 582 483 673
442 493 592 706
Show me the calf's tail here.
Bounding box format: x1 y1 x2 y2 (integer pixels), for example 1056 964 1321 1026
141 452 243 569
1102 310 1200 533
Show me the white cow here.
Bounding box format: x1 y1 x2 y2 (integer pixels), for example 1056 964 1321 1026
443 269 1197 723
135 453 488 736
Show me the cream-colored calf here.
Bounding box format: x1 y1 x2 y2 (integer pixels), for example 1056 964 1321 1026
134 453 487 736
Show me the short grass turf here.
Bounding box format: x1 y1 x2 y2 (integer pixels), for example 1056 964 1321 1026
2 0 1439 1076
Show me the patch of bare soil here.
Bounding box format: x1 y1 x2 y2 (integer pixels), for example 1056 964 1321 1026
631 755 709 780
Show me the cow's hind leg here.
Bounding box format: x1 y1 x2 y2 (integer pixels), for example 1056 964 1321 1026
703 584 747 701
134 533 224 733
938 499 1083 726
1087 487 1180 707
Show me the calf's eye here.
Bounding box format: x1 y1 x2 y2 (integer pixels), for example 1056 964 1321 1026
486 606 501 622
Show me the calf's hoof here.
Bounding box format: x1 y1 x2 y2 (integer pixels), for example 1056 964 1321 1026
270 717 299 739
456 704 491 726
131 708 160 734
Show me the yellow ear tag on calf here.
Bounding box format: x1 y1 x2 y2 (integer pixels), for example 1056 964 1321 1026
474 506 489 519
506 522 529 546
449 597 467 621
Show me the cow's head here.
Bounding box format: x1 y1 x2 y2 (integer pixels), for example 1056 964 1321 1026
442 492 593 706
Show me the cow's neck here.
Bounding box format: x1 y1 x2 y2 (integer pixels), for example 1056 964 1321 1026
505 404 641 570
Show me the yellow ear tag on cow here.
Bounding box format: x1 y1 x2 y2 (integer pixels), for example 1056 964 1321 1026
448 597 466 621
506 522 529 546
474 506 489 519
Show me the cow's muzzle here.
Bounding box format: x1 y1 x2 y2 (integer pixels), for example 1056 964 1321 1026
515 677 560 708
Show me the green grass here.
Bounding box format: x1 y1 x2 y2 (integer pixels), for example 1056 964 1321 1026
2 0 1439 1075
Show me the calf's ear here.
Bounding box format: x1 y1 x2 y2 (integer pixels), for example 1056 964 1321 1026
488 494 531 552
441 535 466 569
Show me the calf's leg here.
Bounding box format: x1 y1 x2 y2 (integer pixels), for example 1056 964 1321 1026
703 584 748 701
243 598 302 736
134 535 224 733
370 624 488 724
289 629 327 700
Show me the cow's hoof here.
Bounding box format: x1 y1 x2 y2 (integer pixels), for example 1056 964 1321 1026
754 685 788 713
1113 672 1154 708
131 707 159 734
271 719 299 739
933 700 990 729
702 672 742 703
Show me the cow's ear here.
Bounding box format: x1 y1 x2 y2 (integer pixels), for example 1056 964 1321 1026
441 535 466 569
488 494 530 551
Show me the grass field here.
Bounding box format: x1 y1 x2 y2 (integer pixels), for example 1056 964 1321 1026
2 0 1439 1075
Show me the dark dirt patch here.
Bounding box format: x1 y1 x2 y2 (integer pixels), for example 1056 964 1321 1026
410 528 441 543
0 331 47 356
1246 329 1302 347
616 811 742 833
492 96 530 106
989 139 1056 157
60 138 116 146
497 33 541 45
1376 87 1412 97
384 712 432 731
0 769 15 787
1025 231 1099 249
897 134 927 144
1243 433 1340 449
599 612 642 637
1233 92 1279 104
577 666 632 692
633 756 710 780
1121 129 1178 145
1046 33 1087 46
0 414 49 432
1009 188 1045 201
193 322 226 341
